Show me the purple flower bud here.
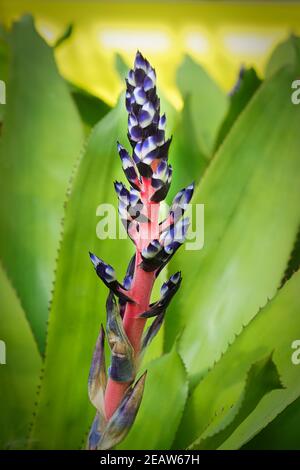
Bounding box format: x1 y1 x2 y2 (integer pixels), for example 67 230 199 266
134 51 150 73
141 314 164 351
89 252 134 303
141 239 161 260
140 271 182 319
150 162 172 202
158 114 166 130
117 143 141 191
170 183 195 223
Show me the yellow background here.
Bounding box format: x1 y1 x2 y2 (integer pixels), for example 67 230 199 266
1 1 300 107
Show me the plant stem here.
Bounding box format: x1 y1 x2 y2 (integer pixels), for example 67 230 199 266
104 260 155 419
104 181 160 420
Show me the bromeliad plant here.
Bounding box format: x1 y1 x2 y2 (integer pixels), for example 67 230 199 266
2 18 300 451
87 51 194 450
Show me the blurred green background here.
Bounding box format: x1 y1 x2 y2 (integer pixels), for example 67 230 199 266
1 0 300 451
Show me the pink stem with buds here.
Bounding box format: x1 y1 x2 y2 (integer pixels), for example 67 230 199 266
104 179 160 419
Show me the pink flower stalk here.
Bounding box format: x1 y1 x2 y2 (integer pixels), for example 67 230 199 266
87 51 194 450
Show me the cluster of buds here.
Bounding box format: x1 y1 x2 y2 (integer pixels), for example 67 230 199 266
87 52 194 450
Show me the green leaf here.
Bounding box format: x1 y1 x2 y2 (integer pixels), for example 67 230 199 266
68 81 111 132
265 35 300 78
164 64 300 383
0 264 41 450
214 67 262 152
175 270 300 449
176 55 228 157
189 354 283 450
243 395 300 450
117 346 188 450
281 226 300 285
29 102 134 450
0 15 84 353
168 94 208 203
114 53 129 81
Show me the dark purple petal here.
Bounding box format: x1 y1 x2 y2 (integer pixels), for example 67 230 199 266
157 137 172 159
158 113 166 130
150 181 170 203
134 68 146 86
141 314 165 350
130 125 143 142
137 161 153 177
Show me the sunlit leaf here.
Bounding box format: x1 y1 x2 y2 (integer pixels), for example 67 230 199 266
0 265 41 449
117 346 188 450
175 270 300 449
176 55 228 157
114 53 129 81
214 67 261 152
265 34 300 78
243 395 300 450
0 15 84 353
189 354 283 450
165 64 300 386
168 95 208 203
68 81 111 132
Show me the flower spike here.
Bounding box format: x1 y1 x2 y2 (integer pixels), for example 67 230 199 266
88 51 194 450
